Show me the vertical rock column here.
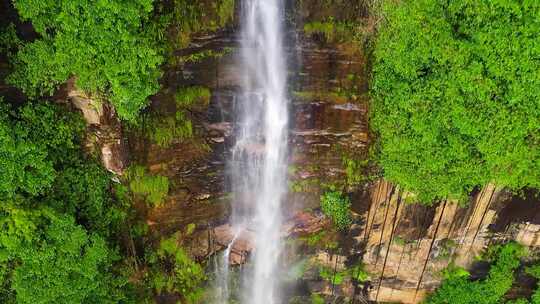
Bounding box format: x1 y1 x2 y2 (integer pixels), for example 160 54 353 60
361 181 503 303
66 78 127 175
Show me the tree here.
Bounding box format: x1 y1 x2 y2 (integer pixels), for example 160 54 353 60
0 100 84 197
0 98 131 302
371 0 540 203
8 0 167 121
11 213 125 304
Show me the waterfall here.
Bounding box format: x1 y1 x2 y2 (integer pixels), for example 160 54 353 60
218 0 289 303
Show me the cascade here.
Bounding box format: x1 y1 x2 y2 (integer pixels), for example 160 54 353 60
218 0 289 303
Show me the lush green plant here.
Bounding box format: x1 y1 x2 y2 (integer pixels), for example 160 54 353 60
319 265 347 285
11 214 125 304
351 262 369 282
321 191 352 230
0 23 22 59
426 242 526 304
0 100 84 197
46 162 126 237
310 293 325 304
138 85 210 147
0 98 132 302
8 0 167 121
371 0 540 203
126 166 169 206
507 264 540 304
145 234 205 303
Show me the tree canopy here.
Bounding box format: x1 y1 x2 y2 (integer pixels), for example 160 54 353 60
371 0 540 203
8 0 166 121
0 99 128 303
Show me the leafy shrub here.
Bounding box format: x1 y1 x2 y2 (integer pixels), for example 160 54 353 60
146 234 205 303
426 242 526 304
11 214 124 304
371 0 540 203
321 191 352 230
126 166 169 206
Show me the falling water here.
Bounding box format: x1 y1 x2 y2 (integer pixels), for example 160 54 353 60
220 0 289 303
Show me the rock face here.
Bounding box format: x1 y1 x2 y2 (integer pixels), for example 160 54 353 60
122 2 540 303
66 78 127 175
360 181 540 303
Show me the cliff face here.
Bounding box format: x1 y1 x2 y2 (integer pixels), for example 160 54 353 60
360 182 540 303
119 1 540 303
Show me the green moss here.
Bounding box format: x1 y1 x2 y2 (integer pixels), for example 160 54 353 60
292 90 346 103
182 47 233 63
318 262 369 287
319 265 347 285
299 231 327 247
146 234 205 303
311 293 325 304
126 166 169 206
145 111 193 148
175 86 211 108
289 178 320 193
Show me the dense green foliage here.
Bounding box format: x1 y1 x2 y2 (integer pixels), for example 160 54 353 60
0 100 129 303
145 234 205 303
11 215 123 304
0 101 84 197
371 0 540 203
425 243 526 304
320 191 352 230
8 0 166 121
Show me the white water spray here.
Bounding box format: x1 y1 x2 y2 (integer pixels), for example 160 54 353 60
220 0 289 303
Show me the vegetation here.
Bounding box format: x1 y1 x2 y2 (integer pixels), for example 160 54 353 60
145 234 206 303
126 165 169 206
304 19 360 43
320 191 352 231
7 0 168 121
0 100 129 303
310 293 325 304
318 261 368 287
426 242 526 304
175 86 211 109
371 0 540 203
136 85 211 148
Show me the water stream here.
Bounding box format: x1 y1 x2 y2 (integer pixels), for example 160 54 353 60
218 0 289 303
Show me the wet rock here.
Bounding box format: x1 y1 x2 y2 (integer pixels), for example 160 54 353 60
205 122 233 136
289 211 328 236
